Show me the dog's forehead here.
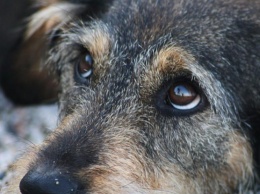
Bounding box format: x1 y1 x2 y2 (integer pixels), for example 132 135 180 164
57 0 260 114
102 0 186 56
105 1 175 44
74 1 185 55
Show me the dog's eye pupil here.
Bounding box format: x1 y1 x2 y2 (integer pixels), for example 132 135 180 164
77 54 93 79
168 83 201 110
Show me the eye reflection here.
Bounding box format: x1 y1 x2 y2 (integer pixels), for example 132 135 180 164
168 82 201 110
77 53 93 79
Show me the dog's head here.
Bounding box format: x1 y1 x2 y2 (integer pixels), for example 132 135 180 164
2 0 260 193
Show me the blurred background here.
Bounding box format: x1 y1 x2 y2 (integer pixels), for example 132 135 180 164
0 0 31 66
0 0 58 187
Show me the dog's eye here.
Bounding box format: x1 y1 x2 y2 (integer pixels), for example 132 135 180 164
168 82 201 110
76 53 93 80
155 78 207 116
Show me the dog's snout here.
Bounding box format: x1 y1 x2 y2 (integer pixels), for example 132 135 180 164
19 170 82 194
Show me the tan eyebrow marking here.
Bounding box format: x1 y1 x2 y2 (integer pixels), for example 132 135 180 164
154 46 192 73
77 24 111 61
140 46 195 101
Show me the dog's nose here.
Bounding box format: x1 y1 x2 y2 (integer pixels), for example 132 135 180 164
19 170 82 194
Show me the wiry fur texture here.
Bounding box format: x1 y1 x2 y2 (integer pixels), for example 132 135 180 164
1 0 260 193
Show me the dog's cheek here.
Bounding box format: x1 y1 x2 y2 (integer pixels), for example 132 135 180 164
74 148 204 193
188 117 254 192
225 132 253 186
73 127 196 194
194 131 253 193
73 124 253 193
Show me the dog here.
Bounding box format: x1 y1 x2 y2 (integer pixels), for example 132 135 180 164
1 0 260 193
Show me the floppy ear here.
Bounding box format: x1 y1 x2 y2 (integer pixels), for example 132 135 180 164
0 0 113 105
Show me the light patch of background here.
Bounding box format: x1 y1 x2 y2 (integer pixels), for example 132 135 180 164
0 89 58 187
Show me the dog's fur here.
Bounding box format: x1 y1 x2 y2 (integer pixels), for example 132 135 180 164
1 0 260 193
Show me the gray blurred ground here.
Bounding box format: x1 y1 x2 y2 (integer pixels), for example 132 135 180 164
0 89 58 187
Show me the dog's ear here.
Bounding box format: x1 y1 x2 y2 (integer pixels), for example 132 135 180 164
0 0 113 105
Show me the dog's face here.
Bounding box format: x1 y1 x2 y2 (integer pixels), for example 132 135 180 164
2 0 260 193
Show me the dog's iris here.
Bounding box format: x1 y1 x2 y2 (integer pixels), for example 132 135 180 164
77 53 93 79
168 83 201 110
